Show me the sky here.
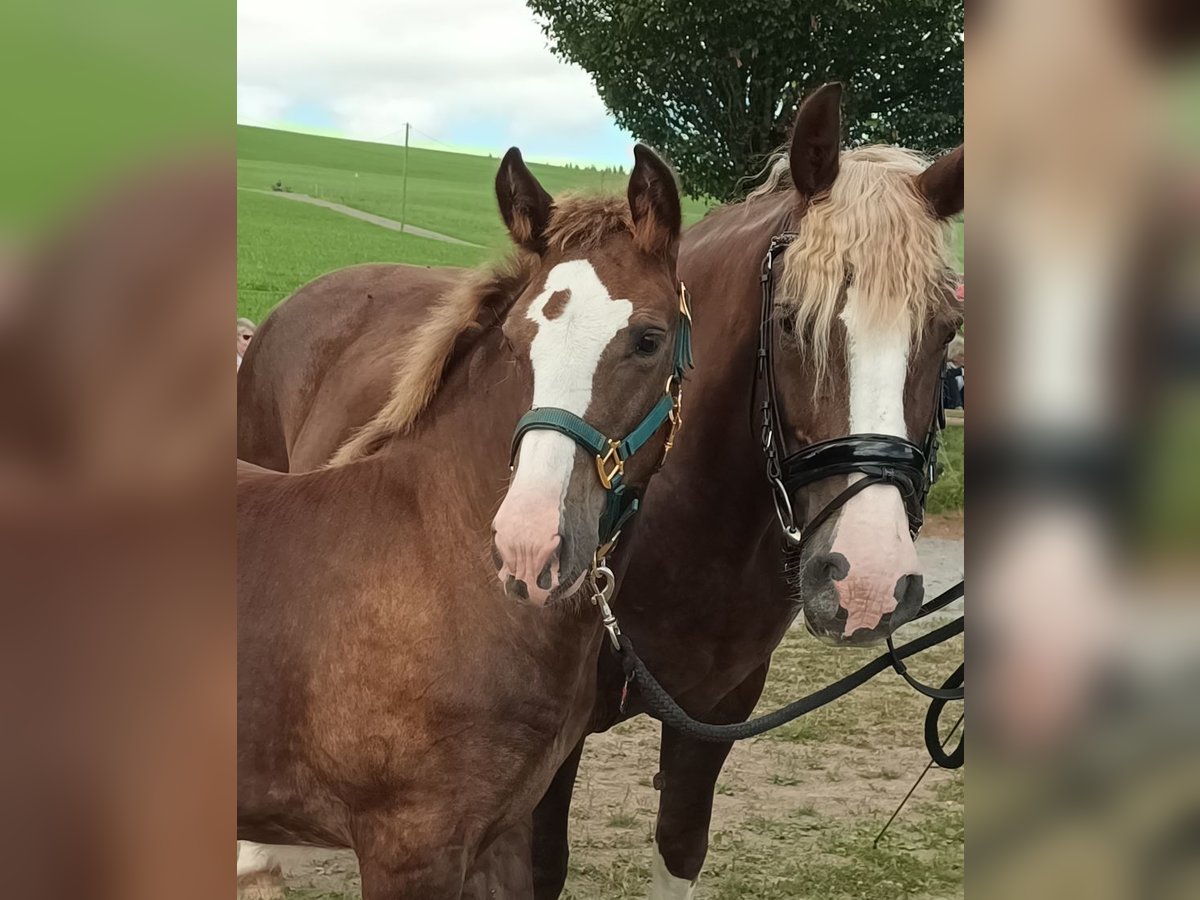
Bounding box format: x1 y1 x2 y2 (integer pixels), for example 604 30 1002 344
237 0 636 166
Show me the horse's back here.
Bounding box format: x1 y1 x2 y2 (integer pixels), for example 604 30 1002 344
236 263 462 471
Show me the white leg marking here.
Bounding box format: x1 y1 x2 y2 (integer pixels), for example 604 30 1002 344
651 846 697 900
236 841 281 877
236 841 284 900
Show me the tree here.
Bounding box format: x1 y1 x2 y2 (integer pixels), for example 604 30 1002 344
527 0 963 199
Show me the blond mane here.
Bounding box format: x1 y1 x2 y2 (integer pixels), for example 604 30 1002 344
750 146 956 381
329 194 636 466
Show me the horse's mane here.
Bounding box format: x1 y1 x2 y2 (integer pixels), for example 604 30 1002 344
329 194 633 466
746 145 956 382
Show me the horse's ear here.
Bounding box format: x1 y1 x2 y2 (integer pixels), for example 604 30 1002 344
916 145 964 219
495 147 554 253
627 144 682 257
789 82 843 205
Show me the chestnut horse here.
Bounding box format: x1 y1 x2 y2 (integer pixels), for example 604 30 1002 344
238 84 964 897
238 144 688 898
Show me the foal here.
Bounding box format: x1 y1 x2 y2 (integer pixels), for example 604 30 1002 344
238 145 685 897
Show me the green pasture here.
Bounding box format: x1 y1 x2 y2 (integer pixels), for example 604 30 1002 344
237 125 964 322
237 125 714 319
236 189 492 323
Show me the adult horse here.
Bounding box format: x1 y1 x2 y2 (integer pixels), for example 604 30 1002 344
238 145 689 898
238 84 965 898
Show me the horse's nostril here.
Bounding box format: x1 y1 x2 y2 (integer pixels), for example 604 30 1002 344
817 552 850 582
894 573 925 610
505 575 529 602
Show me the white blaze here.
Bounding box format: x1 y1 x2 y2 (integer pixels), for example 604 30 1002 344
830 288 921 637
514 259 633 507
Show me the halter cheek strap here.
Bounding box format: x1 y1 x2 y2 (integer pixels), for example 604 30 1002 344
509 283 695 552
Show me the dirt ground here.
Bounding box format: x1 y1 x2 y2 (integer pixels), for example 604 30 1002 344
271 530 964 899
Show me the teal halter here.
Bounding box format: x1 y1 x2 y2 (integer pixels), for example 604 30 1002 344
509 283 694 554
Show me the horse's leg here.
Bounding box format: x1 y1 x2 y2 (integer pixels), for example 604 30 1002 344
531 739 586 900
462 820 534 899
235 841 284 900
356 817 471 900
650 665 769 899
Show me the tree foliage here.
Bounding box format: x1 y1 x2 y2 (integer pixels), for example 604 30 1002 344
526 0 963 199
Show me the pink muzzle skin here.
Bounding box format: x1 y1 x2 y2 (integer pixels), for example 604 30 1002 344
828 483 921 637
492 489 562 607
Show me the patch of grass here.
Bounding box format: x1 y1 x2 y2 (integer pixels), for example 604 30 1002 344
928 425 964 515
236 189 491 321
238 125 712 248
237 125 715 323
607 810 639 828
696 802 962 900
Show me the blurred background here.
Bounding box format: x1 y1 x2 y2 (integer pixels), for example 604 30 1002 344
968 1 1199 898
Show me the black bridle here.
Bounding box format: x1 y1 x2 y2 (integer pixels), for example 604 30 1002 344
601 233 964 767
756 232 944 547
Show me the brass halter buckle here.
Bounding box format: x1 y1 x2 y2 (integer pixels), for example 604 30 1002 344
662 376 684 463
596 439 624 489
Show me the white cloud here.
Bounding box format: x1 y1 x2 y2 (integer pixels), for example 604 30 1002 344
237 0 633 164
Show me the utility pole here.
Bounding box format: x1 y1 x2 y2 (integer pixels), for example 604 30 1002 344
400 122 410 239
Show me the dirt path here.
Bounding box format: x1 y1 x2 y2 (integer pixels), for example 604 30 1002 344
238 187 486 247
268 535 965 898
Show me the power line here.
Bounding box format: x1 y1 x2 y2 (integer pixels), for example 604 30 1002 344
375 121 457 152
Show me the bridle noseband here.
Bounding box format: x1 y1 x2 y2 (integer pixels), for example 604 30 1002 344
756 233 944 547
509 283 695 559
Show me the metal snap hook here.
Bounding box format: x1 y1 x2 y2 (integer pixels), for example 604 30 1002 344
588 565 621 651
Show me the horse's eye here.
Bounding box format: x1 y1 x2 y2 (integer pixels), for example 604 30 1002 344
779 316 795 336
635 332 663 356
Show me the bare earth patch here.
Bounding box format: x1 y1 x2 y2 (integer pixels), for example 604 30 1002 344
921 512 965 540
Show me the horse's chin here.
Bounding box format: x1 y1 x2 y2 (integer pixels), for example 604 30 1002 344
545 568 589 606
802 614 887 649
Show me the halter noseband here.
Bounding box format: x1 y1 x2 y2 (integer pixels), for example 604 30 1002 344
509 283 695 554
756 234 944 546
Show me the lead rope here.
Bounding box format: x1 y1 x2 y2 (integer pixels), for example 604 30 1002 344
598 580 964 754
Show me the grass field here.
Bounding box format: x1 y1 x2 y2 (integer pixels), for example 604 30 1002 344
236 125 964 323
237 125 715 320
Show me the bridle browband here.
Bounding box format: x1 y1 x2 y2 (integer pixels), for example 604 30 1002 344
509 283 695 557
756 232 944 547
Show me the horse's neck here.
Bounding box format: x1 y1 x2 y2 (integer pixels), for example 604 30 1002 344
373 324 522 525
668 200 790 540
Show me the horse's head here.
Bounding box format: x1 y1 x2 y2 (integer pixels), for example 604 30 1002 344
491 145 686 606
769 84 964 645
